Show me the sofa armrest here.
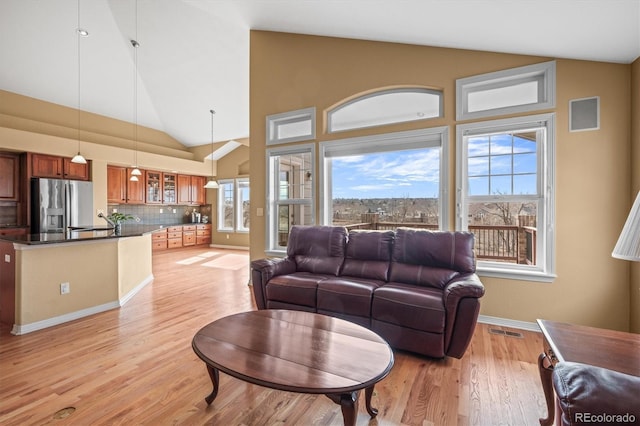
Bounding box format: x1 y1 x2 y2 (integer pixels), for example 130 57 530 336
553 362 640 426
250 257 297 309
442 273 485 358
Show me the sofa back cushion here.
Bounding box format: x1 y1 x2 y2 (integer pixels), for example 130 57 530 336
287 225 347 275
342 230 394 281
389 228 475 289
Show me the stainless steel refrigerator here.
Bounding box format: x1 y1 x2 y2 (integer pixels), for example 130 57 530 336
31 178 94 233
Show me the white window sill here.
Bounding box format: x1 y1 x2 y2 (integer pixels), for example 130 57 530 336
477 266 557 283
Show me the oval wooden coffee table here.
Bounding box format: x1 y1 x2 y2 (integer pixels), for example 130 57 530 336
192 309 394 426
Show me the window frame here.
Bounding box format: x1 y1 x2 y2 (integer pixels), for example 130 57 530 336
456 113 556 282
319 127 450 230
217 179 235 232
327 87 444 134
216 178 250 233
265 143 316 255
235 177 250 233
456 61 556 121
266 107 316 145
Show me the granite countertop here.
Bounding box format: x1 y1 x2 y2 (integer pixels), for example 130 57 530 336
0 225 164 245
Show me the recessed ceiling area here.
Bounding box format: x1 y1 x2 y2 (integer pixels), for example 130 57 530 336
1 0 638 149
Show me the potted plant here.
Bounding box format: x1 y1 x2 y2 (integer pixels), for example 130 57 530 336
107 212 135 234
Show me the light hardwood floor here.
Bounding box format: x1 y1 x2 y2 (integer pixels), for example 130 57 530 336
0 247 547 425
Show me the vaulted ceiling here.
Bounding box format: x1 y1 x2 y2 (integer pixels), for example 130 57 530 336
1 0 638 149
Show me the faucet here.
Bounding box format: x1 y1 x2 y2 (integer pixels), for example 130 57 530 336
98 212 115 228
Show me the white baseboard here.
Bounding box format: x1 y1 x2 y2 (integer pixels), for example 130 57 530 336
478 315 540 332
209 244 249 250
119 274 154 307
11 274 155 336
11 301 120 335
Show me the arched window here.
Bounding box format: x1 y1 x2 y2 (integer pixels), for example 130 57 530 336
327 87 443 133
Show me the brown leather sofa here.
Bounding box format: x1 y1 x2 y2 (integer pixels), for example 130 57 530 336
552 362 640 426
250 225 485 358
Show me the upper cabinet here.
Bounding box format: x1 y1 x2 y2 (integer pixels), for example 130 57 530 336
30 153 90 181
108 166 206 205
107 166 144 204
145 171 177 204
0 153 19 200
177 175 206 205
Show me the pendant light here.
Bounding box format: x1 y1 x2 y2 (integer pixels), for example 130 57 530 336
204 109 219 189
130 0 141 181
71 0 87 164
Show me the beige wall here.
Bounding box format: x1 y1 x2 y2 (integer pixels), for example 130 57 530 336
13 235 153 331
249 31 634 331
118 234 153 298
15 240 119 325
631 58 640 333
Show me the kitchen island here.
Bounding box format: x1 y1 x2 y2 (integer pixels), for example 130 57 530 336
0 225 160 335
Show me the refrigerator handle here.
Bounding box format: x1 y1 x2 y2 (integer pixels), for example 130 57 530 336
65 182 72 230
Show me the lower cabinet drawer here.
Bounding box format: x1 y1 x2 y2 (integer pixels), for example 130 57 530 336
183 232 196 245
152 231 167 241
196 236 211 245
152 240 167 250
168 238 183 248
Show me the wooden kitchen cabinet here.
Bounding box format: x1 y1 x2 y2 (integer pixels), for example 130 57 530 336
30 153 90 181
146 171 176 204
126 169 145 204
0 153 19 200
182 225 196 246
196 224 211 245
163 173 177 204
151 228 168 251
31 153 63 178
167 226 183 248
63 157 90 180
191 176 206 205
146 171 162 204
177 175 206 205
107 166 126 203
107 166 145 204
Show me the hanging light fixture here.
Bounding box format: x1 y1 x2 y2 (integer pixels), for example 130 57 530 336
204 109 219 189
71 0 87 164
130 0 141 181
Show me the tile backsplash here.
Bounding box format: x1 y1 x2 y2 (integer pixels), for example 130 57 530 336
107 204 212 225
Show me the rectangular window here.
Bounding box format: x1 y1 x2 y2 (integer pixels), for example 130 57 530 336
456 114 555 282
217 179 234 232
320 127 449 231
266 144 315 253
236 178 250 232
266 107 316 145
456 61 556 120
217 178 250 233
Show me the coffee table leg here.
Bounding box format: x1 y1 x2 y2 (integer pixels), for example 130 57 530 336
326 391 359 426
365 385 378 417
538 352 554 426
205 365 220 405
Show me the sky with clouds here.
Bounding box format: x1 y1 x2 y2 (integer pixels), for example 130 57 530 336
331 147 440 199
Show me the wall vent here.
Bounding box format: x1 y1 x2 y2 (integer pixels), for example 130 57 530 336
489 328 524 338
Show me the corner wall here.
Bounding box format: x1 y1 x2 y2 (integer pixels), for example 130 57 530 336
631 57 640 333
249 31 633 331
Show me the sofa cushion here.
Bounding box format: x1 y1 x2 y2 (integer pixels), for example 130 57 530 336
342 230 394 281
372 283 445 333
266 272 330 308
287 225 347 276
317 277 384 317
390 228 475 289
